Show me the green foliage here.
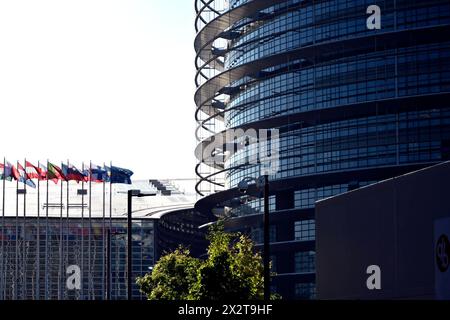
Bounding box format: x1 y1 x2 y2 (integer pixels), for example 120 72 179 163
136 247 200 300
190 227 264 300
137 222 279 300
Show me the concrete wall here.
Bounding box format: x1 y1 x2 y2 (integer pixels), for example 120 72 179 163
316 161 450 299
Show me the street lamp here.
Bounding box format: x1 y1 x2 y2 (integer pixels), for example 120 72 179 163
127 189 156 300
197 198 242 230
198 221 217 230
238 175 270 300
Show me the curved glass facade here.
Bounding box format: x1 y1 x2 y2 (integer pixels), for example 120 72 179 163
195 0 450 299
0 218 154 300
226 43 450 128
0 179 203 300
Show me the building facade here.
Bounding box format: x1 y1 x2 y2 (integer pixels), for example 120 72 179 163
0 217 154 300
194 0 450 299
0 179 207 300
315 161 450 299
155 207 209 259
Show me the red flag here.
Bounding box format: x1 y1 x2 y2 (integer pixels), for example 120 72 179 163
11 165 19 181
25 161 40 179
15 163 36 188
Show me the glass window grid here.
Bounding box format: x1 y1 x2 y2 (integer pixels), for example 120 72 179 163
225 43 450 129
295 282 316 299
226 109 450 189
229 192 276 217
249 224 277 244
294 220 315 241
224 1 449 70
294 251 316 273
0 218 154 300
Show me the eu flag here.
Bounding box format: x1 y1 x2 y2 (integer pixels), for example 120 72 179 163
108 166 133 184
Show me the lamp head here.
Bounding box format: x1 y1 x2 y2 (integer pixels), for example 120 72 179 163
237 179 249 194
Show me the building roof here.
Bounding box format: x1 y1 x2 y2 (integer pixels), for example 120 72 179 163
0 179 197 219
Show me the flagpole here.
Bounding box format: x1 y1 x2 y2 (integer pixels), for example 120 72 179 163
14 160 19 300
59 162 63 300
80 162 84 300
22 158 27 299
88 161 92 299
66 159 69 300
109 161 112 299
45 160 49 300
1 157 5 299
102 162 106 300
36 161 40 300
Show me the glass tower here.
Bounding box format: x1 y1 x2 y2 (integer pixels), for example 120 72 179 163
194 0 450 299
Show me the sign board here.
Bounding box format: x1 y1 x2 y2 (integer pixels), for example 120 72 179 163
77 189 88 195
435 217 450 299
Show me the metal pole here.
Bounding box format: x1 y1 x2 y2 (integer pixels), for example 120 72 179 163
1 158 5 299
102 168 106 300
88 161 92 299
59 164 63 300
127 190 132 300
65 160 69 300
45 160 49 300
106 228 111 300
23 159 27 300
15 161 18 300
263 174 270 300
80 162 85 300
108 162 112 298
36 161 40 300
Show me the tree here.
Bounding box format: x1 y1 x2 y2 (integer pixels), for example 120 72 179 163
189 224 264 300
137 222 278 300
136 247 200 300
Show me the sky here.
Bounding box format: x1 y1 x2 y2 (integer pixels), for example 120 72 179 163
0 0 197 180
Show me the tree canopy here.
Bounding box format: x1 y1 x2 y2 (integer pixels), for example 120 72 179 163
136 247 201 300
136 223 277 300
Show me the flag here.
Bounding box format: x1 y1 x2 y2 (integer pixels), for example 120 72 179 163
105 166 111 183
82 167 90 182
47 162 65 183
13 163 36 188
38 163 48 181
90 164 108 183
25 161 40 179
62 163 85 182
109 166 133 184
0 162 13 181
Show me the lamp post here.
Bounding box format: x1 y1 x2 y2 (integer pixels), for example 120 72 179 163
126 189 156 300
262 175 270 301
238 175 270 300
106 228 111 300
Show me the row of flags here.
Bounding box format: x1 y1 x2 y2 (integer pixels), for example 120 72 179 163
0 161 133 189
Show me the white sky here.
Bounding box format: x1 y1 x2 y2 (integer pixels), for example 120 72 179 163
0 0 197 180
